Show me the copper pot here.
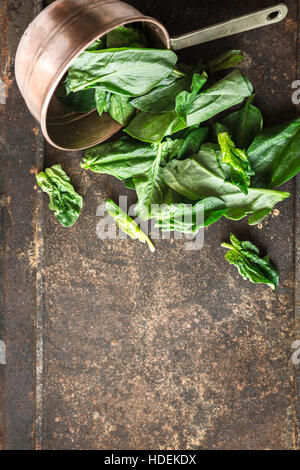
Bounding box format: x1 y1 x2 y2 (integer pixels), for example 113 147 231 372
15 0 288 151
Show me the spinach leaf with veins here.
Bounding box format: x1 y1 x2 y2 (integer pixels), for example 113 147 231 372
178 70 253 128
133 138 183 221
222 233 279 290
162 144 290 225
81 136 158 180
67 48 178 97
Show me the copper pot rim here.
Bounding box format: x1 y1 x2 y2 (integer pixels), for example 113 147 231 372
40 15 171 151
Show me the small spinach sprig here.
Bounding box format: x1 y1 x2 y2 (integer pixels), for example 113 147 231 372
222 234 279 290
106 199 155 253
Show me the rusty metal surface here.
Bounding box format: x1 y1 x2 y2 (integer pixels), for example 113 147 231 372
1 0 300 450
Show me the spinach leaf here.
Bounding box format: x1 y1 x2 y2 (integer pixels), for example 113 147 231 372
153 197 226 233
218 132 254 194
109 94 136 125
106 26 147 48
134 139 183 220
248 116 300 188
221 94 263 149
162 144 290 225
222 233 279 290
81 136 157 180
125 110 179 143
95 89 110 116
57 88 96 113
67 48 178 96
86 39 105 51
210 122 230 143
175 72 208 125
106 198 155 252
126 72 252 143
180 70 253 127
208 50 244 74
177 127 209 158
36 165 83 227
130 74 192 113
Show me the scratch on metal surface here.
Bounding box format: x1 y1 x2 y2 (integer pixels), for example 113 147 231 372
294 0 300 448
33 0 45 450
34 126 45 451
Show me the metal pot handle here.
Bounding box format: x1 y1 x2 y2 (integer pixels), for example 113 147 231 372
170 3 288 51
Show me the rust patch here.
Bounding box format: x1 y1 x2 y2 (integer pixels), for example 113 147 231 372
0 1 12 102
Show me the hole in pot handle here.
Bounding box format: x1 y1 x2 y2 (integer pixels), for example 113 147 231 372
170 3 288 51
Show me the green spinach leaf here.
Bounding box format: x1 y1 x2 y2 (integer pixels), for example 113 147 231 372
106 26 147 48
95 88 110 116
130 74 192 113
67 48 178 96
175 72 208 125
180 70 253 127
218 132 254 194
81 136 157 180
248 116 300 188
109 94 136 125
162 144 290 225
177 127 209 158
208 50 244 74
134 139 183 220
222 233 279 290
106 198 155 252
36 165 83 227
221 94 263 149
125 110 179 143
57 88 96 114
153 197 226 233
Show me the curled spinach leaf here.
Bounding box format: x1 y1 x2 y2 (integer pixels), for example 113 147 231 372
36 165 83 227
218 132 254 195
106 199 155 252
222 233 279 290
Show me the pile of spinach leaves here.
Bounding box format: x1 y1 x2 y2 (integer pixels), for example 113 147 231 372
38 25 300 289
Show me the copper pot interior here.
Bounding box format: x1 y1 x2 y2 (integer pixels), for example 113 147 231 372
46 20 169 151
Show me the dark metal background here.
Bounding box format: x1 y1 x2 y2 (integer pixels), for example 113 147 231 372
0 0 299 450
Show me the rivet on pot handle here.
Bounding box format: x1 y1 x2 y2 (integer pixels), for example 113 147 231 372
170 4 288 51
